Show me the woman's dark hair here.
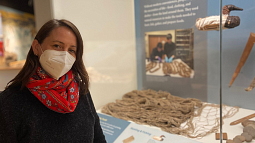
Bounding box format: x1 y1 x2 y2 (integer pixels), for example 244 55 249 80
157 42 163 49
6 19 89 94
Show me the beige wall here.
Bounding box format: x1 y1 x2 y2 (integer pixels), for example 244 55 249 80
51 0 137 109
0 69 20 91
33 0 53 31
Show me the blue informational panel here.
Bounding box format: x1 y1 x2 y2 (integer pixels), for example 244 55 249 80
98 113 131 143
135 0 255 110
98 113 201 143
135 0 208 101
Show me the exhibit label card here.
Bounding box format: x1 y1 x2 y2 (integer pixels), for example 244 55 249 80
98 113 201 143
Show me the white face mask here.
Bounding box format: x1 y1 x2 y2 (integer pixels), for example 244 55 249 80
39 48 76 80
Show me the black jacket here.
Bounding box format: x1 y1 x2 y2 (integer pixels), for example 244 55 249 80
0 86 106 143
164 42 176 58
150 47 163 60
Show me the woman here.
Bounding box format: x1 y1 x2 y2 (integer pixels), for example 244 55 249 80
0 19 106 143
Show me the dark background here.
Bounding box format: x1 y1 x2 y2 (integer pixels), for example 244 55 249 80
0 0 34 14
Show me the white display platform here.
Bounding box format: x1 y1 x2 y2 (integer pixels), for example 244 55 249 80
97 107 255 143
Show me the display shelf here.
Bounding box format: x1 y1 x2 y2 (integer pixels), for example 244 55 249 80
97 106 255 143
176 39 190 41
175 29 194 69
176 44 191 46
0 60 24 70
0 65 22 70
176 34 190 36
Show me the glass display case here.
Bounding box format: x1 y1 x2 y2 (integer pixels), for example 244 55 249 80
82 0 255 142
220 1 255 143
135 0 255 142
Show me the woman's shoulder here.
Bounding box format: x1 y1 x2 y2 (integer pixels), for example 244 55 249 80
0 86 30 107
0 87 18 100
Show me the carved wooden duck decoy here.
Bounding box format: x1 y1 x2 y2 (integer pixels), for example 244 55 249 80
196 4 243 31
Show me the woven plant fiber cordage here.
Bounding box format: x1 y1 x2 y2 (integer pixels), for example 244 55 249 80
146 62 161 73
102 89 239 138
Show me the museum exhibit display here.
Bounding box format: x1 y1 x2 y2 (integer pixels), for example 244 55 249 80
99 0 255 143
1 0 255 143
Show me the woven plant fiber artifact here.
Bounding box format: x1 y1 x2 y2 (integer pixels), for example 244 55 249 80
102 89 239 138
146 62 161 73
162 60 192 77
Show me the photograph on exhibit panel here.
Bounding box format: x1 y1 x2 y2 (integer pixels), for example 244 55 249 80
145 28 194 78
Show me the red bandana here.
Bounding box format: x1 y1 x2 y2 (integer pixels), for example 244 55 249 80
26 67 79 113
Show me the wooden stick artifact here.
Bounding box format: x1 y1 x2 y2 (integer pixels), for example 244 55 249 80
229 32 255 87
245 76 255 91
123 136 135 143
230 113 255 125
